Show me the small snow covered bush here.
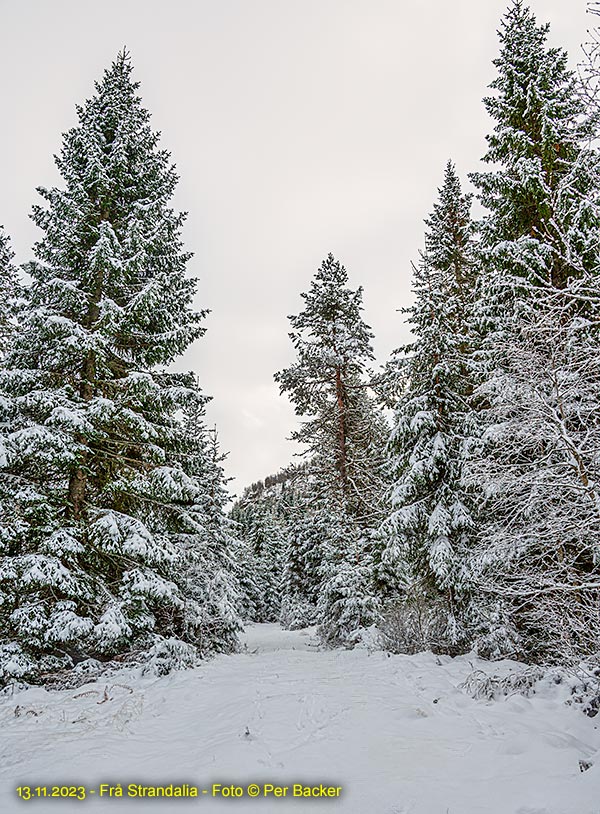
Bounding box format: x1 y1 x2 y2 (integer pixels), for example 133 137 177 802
460 658 600 718
279 595 318 630
562 660 600 718
142 637 199 677
471 601 525 661
379 592 468 656
318 561 379 648
0 642 37 685
459 666 545 701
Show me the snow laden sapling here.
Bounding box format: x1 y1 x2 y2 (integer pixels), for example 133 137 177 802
378 161 478 655
0 52 233 684
466 1 600 661
274 254 388 644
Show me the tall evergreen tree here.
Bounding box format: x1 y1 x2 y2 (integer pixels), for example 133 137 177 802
471 0 597 310
378 161 478 649
466 2 600 661
0 52 229 684
274 253 388 526
274 254 388 644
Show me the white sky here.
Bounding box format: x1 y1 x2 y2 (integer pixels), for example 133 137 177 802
0 0 590 497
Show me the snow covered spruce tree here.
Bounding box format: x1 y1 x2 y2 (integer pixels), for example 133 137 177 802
274 253 388 645
471 0 597 308
377 161 478 655
229 463 315 625
230 485 287 623
123 391 243 659
0 52 236 684
172 420 242 655
466 2 600 661
279 505 335 630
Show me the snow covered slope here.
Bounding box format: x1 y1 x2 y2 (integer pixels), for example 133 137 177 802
0 624 598 813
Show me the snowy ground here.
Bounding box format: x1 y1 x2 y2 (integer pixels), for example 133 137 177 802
1 623 599 814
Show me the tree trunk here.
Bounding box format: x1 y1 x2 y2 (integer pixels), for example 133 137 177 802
66 249 105 520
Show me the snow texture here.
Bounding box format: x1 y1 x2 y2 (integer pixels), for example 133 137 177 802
0 623 598 814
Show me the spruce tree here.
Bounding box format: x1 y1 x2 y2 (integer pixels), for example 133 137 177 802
466 2 600 661
378 161 478 650
243 510 285 623
173 421 242 655
230 467 304 623
279 507 332 629
0 52 226 683
470 0 596 311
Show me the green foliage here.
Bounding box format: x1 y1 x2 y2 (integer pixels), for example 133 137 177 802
275 253 389 525
0 53 237 683
379 161 478 638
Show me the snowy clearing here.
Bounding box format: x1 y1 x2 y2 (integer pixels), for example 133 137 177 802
1 623 599 814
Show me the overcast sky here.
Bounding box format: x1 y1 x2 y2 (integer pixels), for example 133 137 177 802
0 0 591 498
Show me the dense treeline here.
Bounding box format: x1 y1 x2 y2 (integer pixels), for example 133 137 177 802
235 1 600 665
1 2 599 685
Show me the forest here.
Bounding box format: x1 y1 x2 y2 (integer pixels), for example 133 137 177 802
1 0 599 691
